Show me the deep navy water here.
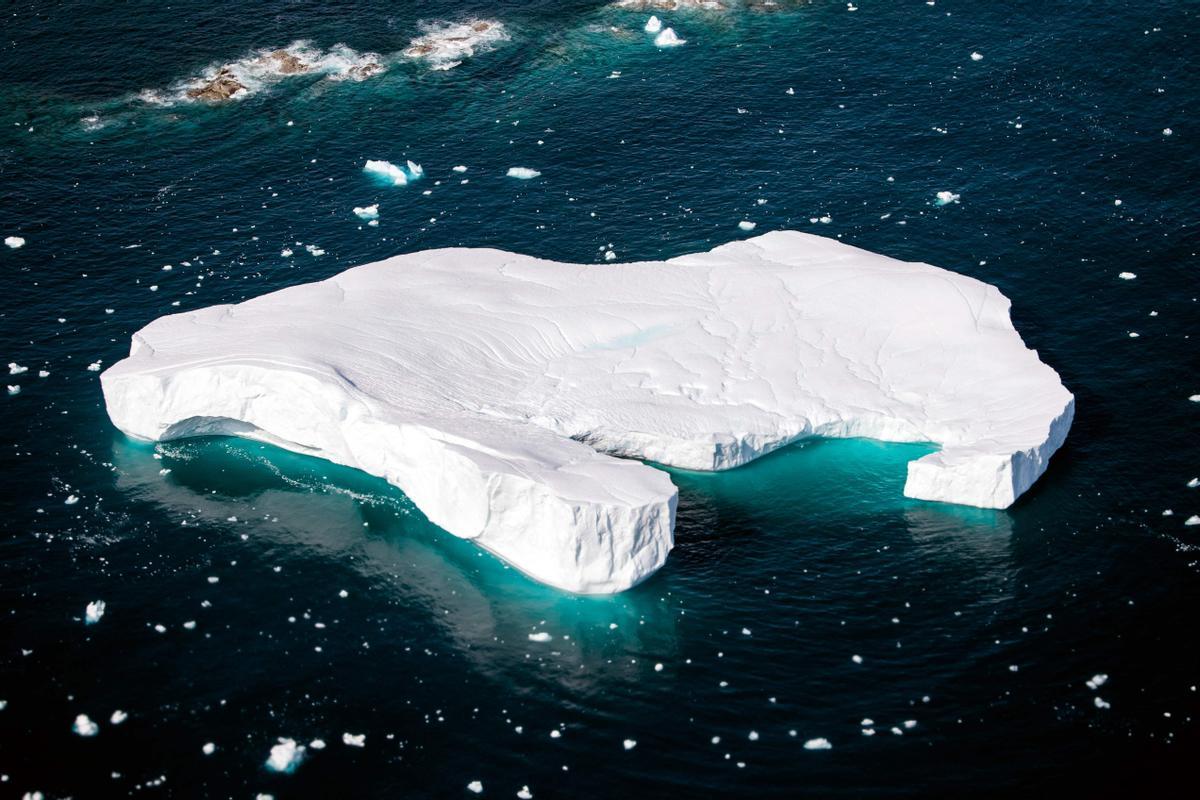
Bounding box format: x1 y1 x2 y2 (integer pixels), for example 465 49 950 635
2 0 1199 796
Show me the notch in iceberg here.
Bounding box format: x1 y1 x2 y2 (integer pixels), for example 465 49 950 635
101 231 1073 594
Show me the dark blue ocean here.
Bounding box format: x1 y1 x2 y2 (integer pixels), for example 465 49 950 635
2 1 1198 796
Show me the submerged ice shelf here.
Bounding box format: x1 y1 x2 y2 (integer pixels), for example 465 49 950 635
101 232 1073 593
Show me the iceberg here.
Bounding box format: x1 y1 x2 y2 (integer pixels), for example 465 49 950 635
101 232 1073 593
363 159 422 187
645 16 664 33
506 167 541 179
654 28 686 47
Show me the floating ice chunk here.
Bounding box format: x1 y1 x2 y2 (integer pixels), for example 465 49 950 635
65 495 79 505
305 245 325 257
4 236 25 249
621 737 639 751
1191 395 1200 402
1094 696 1111 709
73 714 99 737
970 52 983 61
266 738 305 772
87 361 102 372
310 738 326 749
364 160 412 186
110 710 127 724
342 732 365 747
8 363 27 375
85 600 106 625
851 654 863 664
1118 272 1136 280
786 87 795 95
518 787 533 800
738 221 756 231
803 737 832 750
645 16 663 33
1185 515 1200 526
353 204 380 220
100 232 1074 593
935 191 961 206
1086 673 1108 690
1187 478 1199 488
6 385 18 396
281 248 294 257
528 632 553 642
407 160 424 178
1163 128 1173 136
468 781 484 794
654 28 686 47
452 165 468 173
507 167 541 180
203 742 216 755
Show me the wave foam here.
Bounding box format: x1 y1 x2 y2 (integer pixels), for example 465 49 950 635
402 20 509 71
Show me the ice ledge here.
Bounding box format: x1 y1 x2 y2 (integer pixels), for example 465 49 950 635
102 231 1073 593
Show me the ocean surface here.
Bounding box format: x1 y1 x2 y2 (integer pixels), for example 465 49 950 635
1 0 1198 796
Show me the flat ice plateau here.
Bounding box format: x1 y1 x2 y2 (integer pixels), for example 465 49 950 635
102 231 1074 593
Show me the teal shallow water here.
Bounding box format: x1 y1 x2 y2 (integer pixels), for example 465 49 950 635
1 1 1199 796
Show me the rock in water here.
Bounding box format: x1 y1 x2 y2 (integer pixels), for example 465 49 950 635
101 232 1073 593
266 49 309 74
186 68 245 101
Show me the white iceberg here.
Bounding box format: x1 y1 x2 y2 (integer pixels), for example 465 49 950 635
4 236 25 249
84 600 106 625
654 28 686 47
353 204 380 220
645 16 663 33
266 738 305 772
506 167 541 179
364 160 422 187
101 231 1073 594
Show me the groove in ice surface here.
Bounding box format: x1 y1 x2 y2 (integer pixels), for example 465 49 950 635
101 231 1074 593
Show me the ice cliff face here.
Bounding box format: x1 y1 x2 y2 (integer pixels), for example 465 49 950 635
101 231 1074 593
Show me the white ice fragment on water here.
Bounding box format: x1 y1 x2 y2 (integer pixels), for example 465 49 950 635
338 589 349 598
1185 515 1200 526
1086 673 1108 690
786 87 795 95
861 718 874 726
7 386 19 396
549 729 561 738
528 632 552 642
903 720 917 729
1187 478 1199 488
518 786 533 799
851 654 863 664
654 28 685 47
110 710 127 724
73 714 99 737
342 732 365 747
935 191 961 205
407 160 424 179
738 221 757 231
970 52 983 61
1190 395 1200 402
4 236 25 249
353 205 380 220
266 738 305 772
1094 696 1111 709
310 739 326 749
1118 272 1136 280
1163 128 1173 136
183 620 196 630
604 250 617 261
364 160 418 187
64 495 79 505
305 245 325 257
645 16 663 34
202 742 216 755
803 738 832 750
623 738 637 750
507 167 541 180
38 370 49 378
468 781 484 794
281 248 294 257
8 363 27 375
85 600 106 625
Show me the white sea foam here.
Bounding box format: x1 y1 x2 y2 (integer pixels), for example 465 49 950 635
402 20 509 71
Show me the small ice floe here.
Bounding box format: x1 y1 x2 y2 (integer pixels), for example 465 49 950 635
786 87 795 95
85 600 106 625
645 16 663 34
738 221 757 231
970 51 984 61
281 248 294 257
304 244 325 256
1187 478 1199 488
266 738 305 773
935 190 961 205
654 28 686 47
364 159 423 187
452 165 468 173
6 386 18 396
1190 394 1200 402
202 742 216 755
1185 515 1200 526
8 363 27 375
73 714 99 737
1094 696 1111 710
1118 272 1136 280
65 495 79 505
604 250 617 261
353 204 380 220
1163 128 1173 136
467 781 484 794
87 361 102 371
4 236 25 249
402 20 509 71
1086 673 1109 690
507 167 541 180
623 739 637 750
528 631 552 642
803 737 832 750
310 739 326 749
517 787 533 800
342 732 365 747
110 710 128 724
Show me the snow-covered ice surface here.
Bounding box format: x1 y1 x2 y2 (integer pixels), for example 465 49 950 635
101 231 1073 593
